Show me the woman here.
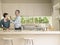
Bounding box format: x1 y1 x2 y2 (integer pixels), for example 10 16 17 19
0 13 10 30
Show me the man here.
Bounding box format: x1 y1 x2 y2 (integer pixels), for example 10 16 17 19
10 10 21 30
0 13 10 30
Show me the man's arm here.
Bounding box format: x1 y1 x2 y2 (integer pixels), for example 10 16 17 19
10 16 16 24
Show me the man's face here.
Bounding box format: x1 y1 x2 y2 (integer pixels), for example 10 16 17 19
15 11 19 16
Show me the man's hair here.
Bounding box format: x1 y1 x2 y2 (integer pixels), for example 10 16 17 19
15 10 20 13
3 13 8 18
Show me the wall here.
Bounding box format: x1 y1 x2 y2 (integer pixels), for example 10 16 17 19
2 3 52 17
52 0 60 5
0 0 2 19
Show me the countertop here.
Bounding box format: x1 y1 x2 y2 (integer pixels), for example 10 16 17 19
0 30 60 35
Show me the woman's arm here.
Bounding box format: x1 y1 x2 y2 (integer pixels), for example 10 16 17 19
7 20 10 30
0 20 3 28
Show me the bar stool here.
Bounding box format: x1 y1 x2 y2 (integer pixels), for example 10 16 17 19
2 38 14 45
2 38 24 45
24 38 34 45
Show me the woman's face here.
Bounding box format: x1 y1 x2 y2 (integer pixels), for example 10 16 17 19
5 15 8 19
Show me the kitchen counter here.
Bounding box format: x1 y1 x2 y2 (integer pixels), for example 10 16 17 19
0 30 60 35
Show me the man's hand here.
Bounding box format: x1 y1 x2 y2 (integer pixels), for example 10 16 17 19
10 16 12 20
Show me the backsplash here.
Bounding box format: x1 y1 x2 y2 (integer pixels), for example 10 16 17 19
21 16 52 25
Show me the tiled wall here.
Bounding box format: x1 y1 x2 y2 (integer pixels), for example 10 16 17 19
1 3 52 16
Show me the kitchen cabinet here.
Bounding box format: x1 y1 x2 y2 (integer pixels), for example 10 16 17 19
0 31 60 45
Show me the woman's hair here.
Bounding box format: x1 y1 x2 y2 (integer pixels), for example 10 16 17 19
15 10 20 13
3 13 8 18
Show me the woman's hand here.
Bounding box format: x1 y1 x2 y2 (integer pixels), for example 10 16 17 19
3 27 10 30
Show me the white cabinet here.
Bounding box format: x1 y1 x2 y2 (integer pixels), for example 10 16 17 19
0 31 60 45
